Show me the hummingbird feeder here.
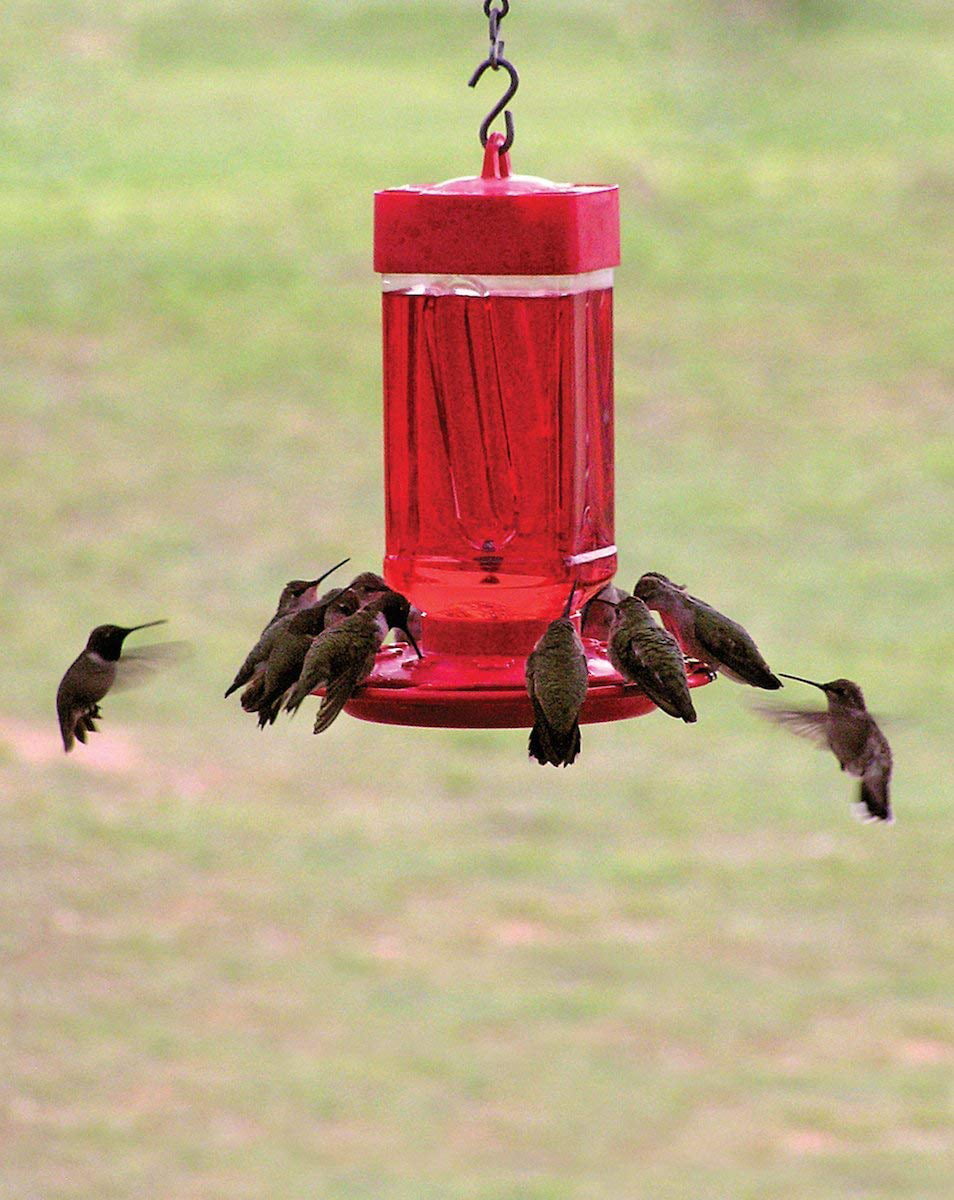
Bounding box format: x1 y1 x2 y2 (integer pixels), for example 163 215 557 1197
341 2 712 728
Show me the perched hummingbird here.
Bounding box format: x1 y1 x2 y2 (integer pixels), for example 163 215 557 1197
342 571 424 645
760 675 894 822
284 591 422 734
524 583 589 767
580 583 628 642
633 572 782 690
56 620 170 752
344 571 389 600
224 557 350 698
241 588 362 727
600 595 697 723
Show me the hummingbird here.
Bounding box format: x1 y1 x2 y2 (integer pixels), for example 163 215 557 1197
633 572 782 690
760 675 894 822
56 620 170 752
240 588 363 727
344 571 389 600
336 570 428 645
343 571 425 645
524 583 589 767
224 557 351 698
580 583 628 642
599 595 697 723
284 591 422 734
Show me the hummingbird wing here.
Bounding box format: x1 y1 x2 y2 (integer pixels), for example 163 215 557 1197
225 614 293 697
755 706 831 748
240 671 268 713
629 629 697 723
284 627 347 715
692 603 781 688
112 642 192 692
56 655 115 752
253 632 316 724
312 641 379 735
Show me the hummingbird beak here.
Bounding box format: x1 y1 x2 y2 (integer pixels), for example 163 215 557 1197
123 620 168 635
561 579 579 619
778 672 824 690
308 557 351 589
402 627 423 660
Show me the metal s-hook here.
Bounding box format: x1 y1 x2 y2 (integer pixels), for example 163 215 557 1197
468 0 518 154
468 56 519 154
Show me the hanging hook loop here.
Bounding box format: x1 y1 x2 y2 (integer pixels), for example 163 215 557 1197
469 0 518 154
468 57 519 154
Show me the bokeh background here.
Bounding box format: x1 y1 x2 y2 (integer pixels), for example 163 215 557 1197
1 2 951 1197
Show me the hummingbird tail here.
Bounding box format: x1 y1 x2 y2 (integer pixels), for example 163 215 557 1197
528 721 581 767
563 723 582 766
858 778 892 822
678 699 698 723
528 723 550 765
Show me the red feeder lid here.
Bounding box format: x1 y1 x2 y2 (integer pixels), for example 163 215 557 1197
374 136 620 276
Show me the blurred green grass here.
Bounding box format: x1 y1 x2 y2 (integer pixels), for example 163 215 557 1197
1 2 951 1197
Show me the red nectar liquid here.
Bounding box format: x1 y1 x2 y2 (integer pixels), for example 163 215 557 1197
382 280 616 655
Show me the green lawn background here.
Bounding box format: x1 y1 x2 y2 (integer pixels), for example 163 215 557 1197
1 2 951 1197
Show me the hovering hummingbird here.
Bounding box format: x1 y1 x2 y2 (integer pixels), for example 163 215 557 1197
56 620 172 752
284 591 422 733
760 675 894 822
580 582 628 642
599 595 697 723
633 572 782 690
241 588 362 727
224 557 351 698
524 583 589 767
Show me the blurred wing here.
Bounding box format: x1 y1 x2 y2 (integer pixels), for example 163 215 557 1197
113 642 193 692
755 706 830 749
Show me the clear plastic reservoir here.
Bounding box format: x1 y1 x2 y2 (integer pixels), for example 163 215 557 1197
382 271 616 655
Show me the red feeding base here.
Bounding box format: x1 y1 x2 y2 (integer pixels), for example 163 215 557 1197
343 637 715 729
